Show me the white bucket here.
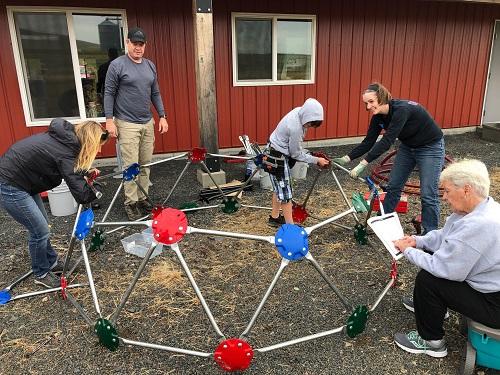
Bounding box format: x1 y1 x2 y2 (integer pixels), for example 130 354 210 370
259 170 273 191
47 179 78 216
291 161 308 180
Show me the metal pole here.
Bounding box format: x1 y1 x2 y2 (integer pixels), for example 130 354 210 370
9 283 86 302
95 221 150 227
255 325 345 353
207 153 251 161
120 337 211 357
187 227 275 244
100 181 124 222
240 204 272 211
305 253 352 310
133 179 153 205
3 270 33 291
331 162 365 183
65 290 94 326
142 153 188 168
171 243 224 338
305 208 355 233
331 170 360 224
181 205 220 212
80 241 102 317
104 215 151 234
369 278 396 312
200 161 227 201
63 205 83 274
301 168 322 208
110 241 157 324
162 160 192 205
241 259 289 337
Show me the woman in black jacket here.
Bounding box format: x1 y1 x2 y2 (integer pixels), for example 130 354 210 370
0 118 108 288
333 82 445 235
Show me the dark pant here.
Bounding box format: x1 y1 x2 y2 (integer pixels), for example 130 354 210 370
414 270 500 340
0 182 57 277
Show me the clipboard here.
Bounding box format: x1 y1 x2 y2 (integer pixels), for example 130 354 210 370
367 212 405 260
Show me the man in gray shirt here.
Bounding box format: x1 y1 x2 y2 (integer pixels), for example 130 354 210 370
104 27 168 220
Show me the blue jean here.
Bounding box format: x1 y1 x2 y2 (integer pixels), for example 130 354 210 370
0 182 57 277
383 138 445 233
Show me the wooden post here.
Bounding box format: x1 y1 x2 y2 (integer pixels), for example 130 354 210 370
193 0 219 153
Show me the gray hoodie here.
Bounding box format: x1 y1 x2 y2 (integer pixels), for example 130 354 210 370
405 197 500 293
269 98 324 164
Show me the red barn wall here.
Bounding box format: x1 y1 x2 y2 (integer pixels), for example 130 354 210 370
213 0 500 148
0 0 199 156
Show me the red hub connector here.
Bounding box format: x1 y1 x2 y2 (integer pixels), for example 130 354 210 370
151 207 188 245
214 338 254 372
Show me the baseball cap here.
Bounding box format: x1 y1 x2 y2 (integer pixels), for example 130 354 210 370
127 27 146 43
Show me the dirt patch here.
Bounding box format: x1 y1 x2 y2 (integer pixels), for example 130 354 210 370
1 132 499 375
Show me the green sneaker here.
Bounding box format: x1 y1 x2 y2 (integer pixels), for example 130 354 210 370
394 330 447 358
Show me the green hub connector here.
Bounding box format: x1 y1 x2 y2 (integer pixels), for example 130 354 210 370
346 305 369 338
354 224 368 245
221 197 240 214
89 229 106 252
94 318 119 351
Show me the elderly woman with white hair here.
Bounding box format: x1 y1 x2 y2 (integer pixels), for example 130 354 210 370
392 159 500 358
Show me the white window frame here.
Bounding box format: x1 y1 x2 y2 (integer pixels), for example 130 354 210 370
7 6 128 127
231 12 316 87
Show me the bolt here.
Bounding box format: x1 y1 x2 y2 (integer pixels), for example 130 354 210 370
354 313 357 317
247 352 251 357
223 344 228 349
156 233 160 237
277 238 282 243
287 252 292 256
169 237 173 241
107 326 111 330
87 222 90 226
154 221 158 225
217 356 222 360
94 329 97 333
178 226 183 231
112 338 116 342
302 247 306 251
237 342 242 347
301 231 305 235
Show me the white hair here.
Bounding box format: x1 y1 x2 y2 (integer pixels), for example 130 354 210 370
439 159 490 198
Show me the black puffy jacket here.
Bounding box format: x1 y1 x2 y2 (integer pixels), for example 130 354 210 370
0 118 98 204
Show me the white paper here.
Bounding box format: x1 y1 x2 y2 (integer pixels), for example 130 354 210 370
367 212 405 260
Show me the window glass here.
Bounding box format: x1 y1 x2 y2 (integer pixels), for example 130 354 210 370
277 19 312 81
235 18 272 80
14 12 78 120
73 14 124 118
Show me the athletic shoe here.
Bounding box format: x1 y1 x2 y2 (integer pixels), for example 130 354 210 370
394 330 447 358
34 272 61 289
268 215 286 227
402 296 450 319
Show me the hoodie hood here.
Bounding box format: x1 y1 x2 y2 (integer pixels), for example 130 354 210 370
48 118 81 153
298 98 324 125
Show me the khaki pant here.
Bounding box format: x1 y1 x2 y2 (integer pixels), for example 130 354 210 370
115 118 155 205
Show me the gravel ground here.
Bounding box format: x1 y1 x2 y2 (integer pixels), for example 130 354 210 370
0 131 499 375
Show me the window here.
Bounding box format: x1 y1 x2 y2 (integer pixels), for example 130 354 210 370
232 13 316 86
8 8 126 126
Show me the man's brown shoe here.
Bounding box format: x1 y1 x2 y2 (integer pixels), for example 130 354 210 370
125 203 142 221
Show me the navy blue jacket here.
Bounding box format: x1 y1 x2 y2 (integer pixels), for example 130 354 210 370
348 99 443 163
0 119 98 204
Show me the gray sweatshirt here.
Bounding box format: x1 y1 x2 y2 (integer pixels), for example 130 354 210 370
104 55 165 124
269 98 323 164
405 197 500 293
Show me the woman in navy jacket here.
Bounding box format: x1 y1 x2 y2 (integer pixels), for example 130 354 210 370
334 82 444 234
0 119 108 288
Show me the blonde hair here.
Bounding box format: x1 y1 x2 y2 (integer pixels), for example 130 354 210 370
74 120 107 172
363 82 392 105
440 159 490 198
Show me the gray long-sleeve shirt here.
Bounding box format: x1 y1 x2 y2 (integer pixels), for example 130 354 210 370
104 55 165 124
269 98 324 164
404 197 500 293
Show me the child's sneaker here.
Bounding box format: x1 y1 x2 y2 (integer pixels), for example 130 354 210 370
268 215 286 227
394 330 447 358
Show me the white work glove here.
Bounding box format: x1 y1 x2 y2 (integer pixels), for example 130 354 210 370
332 155 350 166
350 160 368 178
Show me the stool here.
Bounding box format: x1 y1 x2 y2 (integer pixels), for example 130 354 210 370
460 319 500 375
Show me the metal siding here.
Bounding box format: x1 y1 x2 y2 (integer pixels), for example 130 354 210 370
0 0 198 156
214 0 500 147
